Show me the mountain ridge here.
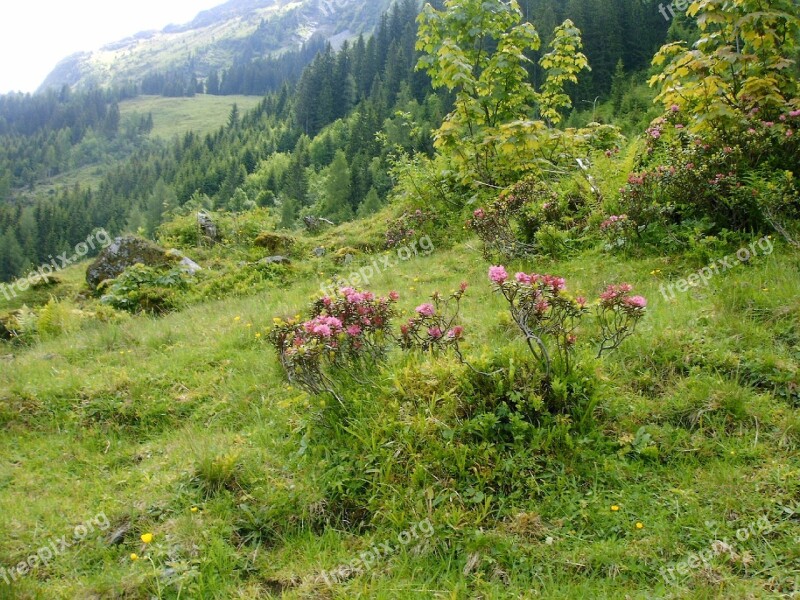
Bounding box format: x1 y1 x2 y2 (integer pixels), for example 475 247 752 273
39 0 396 92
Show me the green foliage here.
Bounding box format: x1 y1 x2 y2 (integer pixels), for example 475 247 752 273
100 264 190 314
649 0 800 132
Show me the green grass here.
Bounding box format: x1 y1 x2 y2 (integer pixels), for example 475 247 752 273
120 95 264 139
1 217 799 598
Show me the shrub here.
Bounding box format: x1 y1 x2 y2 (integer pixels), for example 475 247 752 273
399 283 468 356
268 287 398 403
488 266 647 378
385 209 437 249
100 264 190 314
254 232 295 254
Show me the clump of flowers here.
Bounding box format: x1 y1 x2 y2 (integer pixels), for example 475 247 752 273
489 266 647 376
400 282 468 355
596 284 647 357
269 287 398 402
599 214 632 249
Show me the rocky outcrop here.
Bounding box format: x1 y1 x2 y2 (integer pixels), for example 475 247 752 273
86 236 178 290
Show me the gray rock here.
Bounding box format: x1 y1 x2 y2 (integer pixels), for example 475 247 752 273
197 211 219 244
313 247 326 257
259 256 291 266
86 236 178 290
167 249 202 274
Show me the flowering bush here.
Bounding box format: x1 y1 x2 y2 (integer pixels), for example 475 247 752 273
399 282 468 355
489 266 647 377
385 209 436 249
623 102 800 233
468 179 567 259
268 287 398 402
599 214 633 249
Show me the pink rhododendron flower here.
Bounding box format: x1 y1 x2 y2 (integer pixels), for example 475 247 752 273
347 325 362 336
459 281 469 292
428 327 443 339
787 129 794 137
416 303 435 317
489 265 508 284
576 296 586 308
790 110 800 117
624 295 648 309
447 326 464 339
670 104 680 112
516 272 533 284
473 208 485 218
389 291 400 301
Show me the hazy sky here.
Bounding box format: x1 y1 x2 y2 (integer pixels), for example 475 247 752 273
0 0 225 94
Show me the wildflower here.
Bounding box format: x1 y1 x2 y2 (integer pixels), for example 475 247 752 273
141 533 153 544
428 327 443 339
346 325 362 336
415 303 435 317
575 296 586 308
636 522 644 530
516 272 533 284
255 333 262 339
790 109 800 117
473 208 485 219
624 296 648 309
191 507 199 513
788 130 794 137
489 265 508 284
389 291 400 301
235 316 241 321
459 281 469 292
675 124 684 129
130 553 139 561
670 104 680 112
611 505 620 512
447 326 464 339
567 334 577 345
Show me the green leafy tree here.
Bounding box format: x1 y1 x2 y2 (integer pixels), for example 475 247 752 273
416 0 590 186
649 0 800 131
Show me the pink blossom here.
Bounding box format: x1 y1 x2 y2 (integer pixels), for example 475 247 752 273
764 121 774 127
620 283 633 293
400 324 410 336
459 281 469 292
780 115 787 121
428 327 443 339
670 104 680 112
473 208 485 219
723 147 733 153
534 300 550 313
312 324 332 337
790 110 800 117
787 129 794 137
567 334 578 345
447 326 464 339
489 265 508 284
576 296 586 308
675 124 684 129
747 128 757 134
416 303 435 317
686 162 695 169
605 149 613 158
624 295 648 309
516 272 533 284
322 296 332 307
346 325 362 336
389 291 400 301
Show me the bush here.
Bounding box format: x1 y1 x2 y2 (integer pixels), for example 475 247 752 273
100 264 190 314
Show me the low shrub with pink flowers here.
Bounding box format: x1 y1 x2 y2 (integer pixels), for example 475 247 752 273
620 102 800 236
268 287 398 401
468 179 587 260
399 283 468 355
488 266 647 378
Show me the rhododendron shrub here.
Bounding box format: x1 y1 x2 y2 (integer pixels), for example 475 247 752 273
623 103 800 233
399 283 468 355
269 287 398 401
489 266 646 376
468 179 566 260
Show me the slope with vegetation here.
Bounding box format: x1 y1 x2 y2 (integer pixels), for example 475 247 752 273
1 0 800 598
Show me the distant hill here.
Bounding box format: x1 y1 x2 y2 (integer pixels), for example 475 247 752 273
39 0 396 92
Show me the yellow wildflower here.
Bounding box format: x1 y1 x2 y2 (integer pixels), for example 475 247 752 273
141 533 153 544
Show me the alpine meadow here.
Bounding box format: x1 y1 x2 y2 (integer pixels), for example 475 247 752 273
2 0 800 598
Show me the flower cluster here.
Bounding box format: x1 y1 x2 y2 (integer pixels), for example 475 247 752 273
269 287 398 400
489 266 587 376
489 267 647 375
399 282 468 353
596 283 647 357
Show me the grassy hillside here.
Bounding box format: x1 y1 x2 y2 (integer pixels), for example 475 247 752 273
120 95 263 139
1 194 799 597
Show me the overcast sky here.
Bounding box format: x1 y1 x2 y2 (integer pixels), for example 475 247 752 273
0 0 225 94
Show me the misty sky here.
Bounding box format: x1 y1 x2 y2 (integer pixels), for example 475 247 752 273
0 0 224 94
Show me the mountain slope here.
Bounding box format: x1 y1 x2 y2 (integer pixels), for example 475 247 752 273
40 0 395 91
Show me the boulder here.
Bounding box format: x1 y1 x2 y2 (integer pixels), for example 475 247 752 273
313 246 326 257
86 236 177 290
197 211 219 244
166 249 203 275
259 256 292 266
